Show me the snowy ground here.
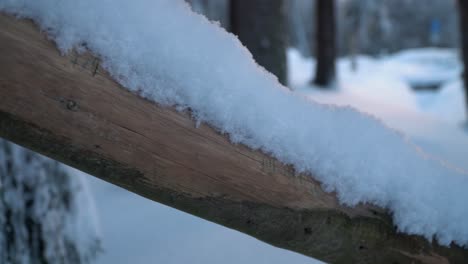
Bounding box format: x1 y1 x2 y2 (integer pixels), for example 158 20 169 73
84 175 317 264
80 47 468 264
288 48 468 171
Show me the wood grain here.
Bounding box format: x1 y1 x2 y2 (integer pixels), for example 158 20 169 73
0 13 467 263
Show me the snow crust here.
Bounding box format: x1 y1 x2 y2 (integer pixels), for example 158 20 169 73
2 0 468 246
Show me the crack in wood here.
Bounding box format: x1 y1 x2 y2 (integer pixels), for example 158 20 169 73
70 50 101 77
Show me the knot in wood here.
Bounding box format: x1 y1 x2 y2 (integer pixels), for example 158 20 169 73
66 100 78 111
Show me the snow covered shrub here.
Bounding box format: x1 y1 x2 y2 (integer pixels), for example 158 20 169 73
0 139 101 264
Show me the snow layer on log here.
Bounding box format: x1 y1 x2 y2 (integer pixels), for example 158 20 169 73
1 0 468 246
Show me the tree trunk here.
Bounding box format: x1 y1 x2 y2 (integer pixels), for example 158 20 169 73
185 0 230 29
230 0 287 85
457 0 468 111
1 13 468 264
314 0 336 87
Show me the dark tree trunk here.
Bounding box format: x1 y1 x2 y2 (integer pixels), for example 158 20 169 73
230 0 287 85
314 0 336 87
458 0 468 110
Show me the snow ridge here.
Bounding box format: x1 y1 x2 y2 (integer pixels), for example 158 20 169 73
2 0 468 246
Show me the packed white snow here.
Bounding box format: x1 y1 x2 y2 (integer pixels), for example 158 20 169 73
2 0 468 246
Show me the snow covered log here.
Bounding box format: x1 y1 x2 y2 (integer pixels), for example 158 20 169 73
0 14 467 264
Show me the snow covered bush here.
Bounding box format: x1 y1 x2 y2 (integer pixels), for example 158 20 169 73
0 139 100 264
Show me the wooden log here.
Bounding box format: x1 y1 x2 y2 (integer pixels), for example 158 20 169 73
0 13 466 264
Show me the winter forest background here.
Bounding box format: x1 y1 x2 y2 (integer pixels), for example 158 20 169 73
188 0 459 56
1 0 466 263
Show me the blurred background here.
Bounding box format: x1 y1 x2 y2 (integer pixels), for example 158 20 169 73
1 0 467 263
188 0 459 57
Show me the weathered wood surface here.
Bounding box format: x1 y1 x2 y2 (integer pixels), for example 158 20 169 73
0 14 467 264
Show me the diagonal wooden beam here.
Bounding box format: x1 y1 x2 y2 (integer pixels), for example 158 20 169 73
0 14 466 264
